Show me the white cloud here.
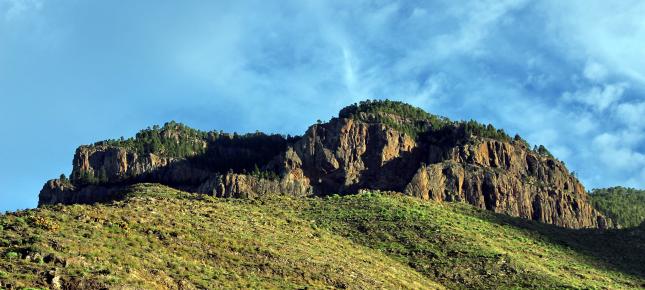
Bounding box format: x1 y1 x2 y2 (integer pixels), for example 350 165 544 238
542 1 645 83
1 0 42 21
571 115 596 135
583 60 608 82
615 102 645 128
592 132 645 171
562 83 628 111
4 0 645 210
341 46 359 96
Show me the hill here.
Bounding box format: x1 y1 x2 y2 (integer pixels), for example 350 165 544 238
591 187 645 228
2 184 643 289
39 100 610 229
2 184 440 289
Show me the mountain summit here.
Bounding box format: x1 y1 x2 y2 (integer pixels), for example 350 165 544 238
40 100 610 229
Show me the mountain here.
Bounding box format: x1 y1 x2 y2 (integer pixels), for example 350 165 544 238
590 187 645 228
39 100 610 229
2 184 643 289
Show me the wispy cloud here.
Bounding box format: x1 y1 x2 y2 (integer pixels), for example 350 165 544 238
0 0 42 21
562 83 628 111
1 0 645 210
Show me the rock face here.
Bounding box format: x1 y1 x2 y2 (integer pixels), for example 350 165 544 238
39 179 126 206
196 173 311 198
271 117 608 229
71 145 177 183
277 117 419 195
39 101 610 229
402 141 606 229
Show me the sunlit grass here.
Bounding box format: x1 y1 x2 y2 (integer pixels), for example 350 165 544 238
1 183 643 289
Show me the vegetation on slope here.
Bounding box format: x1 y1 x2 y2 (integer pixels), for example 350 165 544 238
97 121 210 159
298 193 645 289
338 99 523 145
73 122 295 185
3 184 644 289
591 186 645 228
0 184 439 289
339 99 453 138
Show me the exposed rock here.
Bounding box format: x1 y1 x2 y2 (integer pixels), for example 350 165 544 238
283 118 608 229
39 179 126 206
401 139 609 228
196 173 311 198
283 118 419 194
38 101 611 229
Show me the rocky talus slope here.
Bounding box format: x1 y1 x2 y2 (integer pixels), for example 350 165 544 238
39 101 610 229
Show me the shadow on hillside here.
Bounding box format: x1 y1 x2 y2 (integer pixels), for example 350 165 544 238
480 209 645 280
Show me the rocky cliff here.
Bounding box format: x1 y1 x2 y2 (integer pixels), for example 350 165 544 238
39 100 610 229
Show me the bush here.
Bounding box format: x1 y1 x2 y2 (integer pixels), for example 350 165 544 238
30 216 59 231
5 251 19 259
534 145 554 159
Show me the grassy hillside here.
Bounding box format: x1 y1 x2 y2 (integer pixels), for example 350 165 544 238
2 184 644 289
0 185 438 289
591 187 645 228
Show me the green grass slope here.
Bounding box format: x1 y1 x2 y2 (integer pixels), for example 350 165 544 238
0 185 440 289
2 184 644 289
591 187 645 228
298 193 645 289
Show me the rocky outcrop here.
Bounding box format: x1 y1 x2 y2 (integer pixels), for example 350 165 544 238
38 101 610 229
273 117 608 229
196 173 311 198
276 117 419 195
403 140 609 229
71 145 176 183
40 133 304 205
39 179 126 206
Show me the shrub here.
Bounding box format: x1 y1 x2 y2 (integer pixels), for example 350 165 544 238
30 216 59 231
534 145 554 159
5 251 19 259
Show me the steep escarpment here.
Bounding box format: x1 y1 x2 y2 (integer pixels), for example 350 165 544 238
39 100 609 229
275 117 419 195
39 122 309 205
403 139 605 229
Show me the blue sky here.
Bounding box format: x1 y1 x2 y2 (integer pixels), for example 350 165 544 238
1 0 644 212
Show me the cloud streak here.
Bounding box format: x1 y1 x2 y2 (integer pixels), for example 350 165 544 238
1 0 645 211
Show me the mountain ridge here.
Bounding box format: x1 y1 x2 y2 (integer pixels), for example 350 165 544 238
39 100 610 229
